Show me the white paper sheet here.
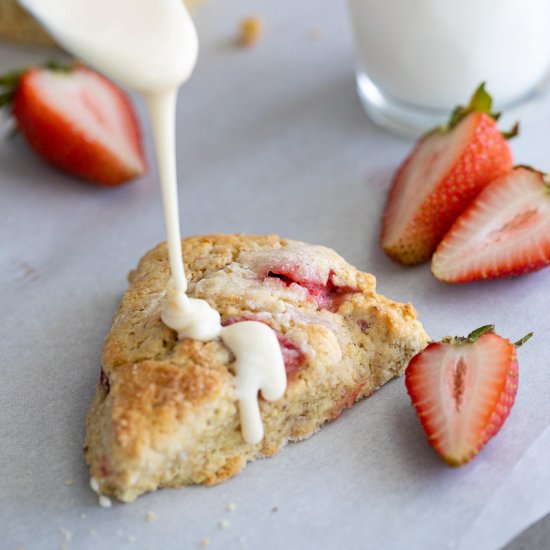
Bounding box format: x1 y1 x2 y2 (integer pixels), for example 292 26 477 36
2 0 550 548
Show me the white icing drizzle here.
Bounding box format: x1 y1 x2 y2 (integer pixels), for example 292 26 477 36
220 322 287 444
19 0 199 94
21 0 287 445
161 279 222 342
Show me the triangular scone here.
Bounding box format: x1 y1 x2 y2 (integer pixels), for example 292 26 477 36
85 234 428 502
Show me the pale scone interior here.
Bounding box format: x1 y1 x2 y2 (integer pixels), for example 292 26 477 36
85 234 428 502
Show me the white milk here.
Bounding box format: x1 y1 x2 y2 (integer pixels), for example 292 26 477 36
20 0 286 446
348 0 550 111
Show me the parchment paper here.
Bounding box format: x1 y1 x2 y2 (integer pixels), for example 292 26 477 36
2 0 550 548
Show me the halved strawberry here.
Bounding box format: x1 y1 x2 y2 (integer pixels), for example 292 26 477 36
405 325 532 466
381 84 516 265
432 167 550 282
1 62 146 186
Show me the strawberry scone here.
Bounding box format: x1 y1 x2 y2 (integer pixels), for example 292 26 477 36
85 234 428 502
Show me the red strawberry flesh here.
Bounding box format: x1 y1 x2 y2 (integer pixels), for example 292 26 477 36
12 66 146 186
432 167 550 282
265 269 357 311
100 368 110 393
405 330 518 466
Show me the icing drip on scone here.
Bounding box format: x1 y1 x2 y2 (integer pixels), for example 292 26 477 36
22 0 287 446
221 322 287 444
162 288 287 443
161 280 222 342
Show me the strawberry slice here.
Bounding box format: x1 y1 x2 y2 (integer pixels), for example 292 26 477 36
381 84 515 265
405 325 532 466
1 62 146 186
432 167 550 282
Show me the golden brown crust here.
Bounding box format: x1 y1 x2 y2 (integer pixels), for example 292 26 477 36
85 234 429 502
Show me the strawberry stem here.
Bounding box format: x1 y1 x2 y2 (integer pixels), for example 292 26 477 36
45 59 73 73
443 83 518 140
442 324 495 345
466 324 495 341
502 122 520 140
442 325 533 348
514 332 533 348
467 83 493 116
447 83 495 130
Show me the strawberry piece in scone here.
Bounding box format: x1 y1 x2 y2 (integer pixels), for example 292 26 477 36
222 315 306 377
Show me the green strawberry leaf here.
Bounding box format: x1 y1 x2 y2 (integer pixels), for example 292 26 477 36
514 332 533 348
466 324 495 341
438 83 519 140
442 324 495 345
447 83 494 130
45 59 74 73
502 122 520 140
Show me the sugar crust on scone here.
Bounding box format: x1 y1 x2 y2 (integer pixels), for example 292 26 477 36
84 234 429 502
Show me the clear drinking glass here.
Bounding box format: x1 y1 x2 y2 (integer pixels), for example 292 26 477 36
347 0 550 136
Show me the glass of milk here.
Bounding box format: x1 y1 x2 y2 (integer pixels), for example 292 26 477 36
347 0 550 136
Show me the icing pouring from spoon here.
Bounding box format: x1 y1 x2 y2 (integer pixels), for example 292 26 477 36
18 0 287 445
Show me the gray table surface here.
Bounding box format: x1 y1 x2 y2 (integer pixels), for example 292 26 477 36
2 0 549 549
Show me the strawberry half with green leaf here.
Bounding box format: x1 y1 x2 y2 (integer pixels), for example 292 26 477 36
432 166 550 282
405 325 532 466
381 84 516 265
1 62 146 186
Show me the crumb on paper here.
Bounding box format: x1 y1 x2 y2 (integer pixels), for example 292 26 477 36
307 27 322 41
59 528 72 542
226 502 237 513
99 495 112 508
200 538 210 547
90 477 100 493
271 506 278 513
219 519 230 529
146 511 157 522
64 479 73 486
239 16 263 47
